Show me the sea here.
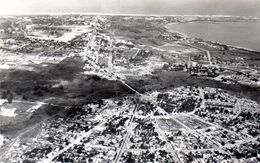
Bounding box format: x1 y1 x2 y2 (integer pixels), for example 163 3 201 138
166 21 260 52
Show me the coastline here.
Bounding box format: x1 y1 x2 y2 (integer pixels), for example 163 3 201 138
0 13 258 19
165 22 260 54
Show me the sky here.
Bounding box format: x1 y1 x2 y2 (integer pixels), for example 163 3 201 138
0 0 259 16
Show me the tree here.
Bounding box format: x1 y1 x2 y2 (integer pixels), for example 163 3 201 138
117 100 123 106
1 91 7 99
6 90 13 104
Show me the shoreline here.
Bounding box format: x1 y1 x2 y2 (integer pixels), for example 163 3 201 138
0 13 258 19
165 22 260 54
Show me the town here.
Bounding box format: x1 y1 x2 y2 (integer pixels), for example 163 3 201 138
0 14 259 162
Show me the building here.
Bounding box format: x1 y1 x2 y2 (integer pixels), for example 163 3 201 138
0 99 17 117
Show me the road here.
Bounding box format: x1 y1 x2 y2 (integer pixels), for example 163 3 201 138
182 43 213 65
0 106 69 159
41 120 106 163
0 97 94 160
114 101 139 163
154 121 181 162
41 99 131 163
192 87 205 114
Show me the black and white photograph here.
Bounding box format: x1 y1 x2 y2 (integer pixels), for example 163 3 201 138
0 0 259 162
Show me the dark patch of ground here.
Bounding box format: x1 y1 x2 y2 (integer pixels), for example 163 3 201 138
0 56 134 105
125 70 260 103
0 56 135 138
